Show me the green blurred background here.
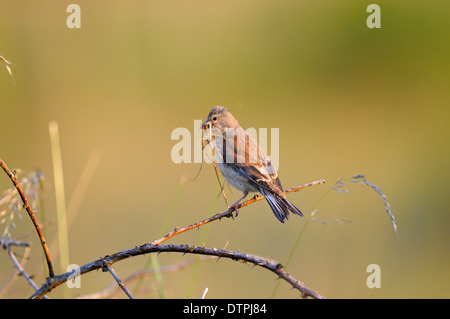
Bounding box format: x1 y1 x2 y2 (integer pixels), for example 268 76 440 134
1 1 449 298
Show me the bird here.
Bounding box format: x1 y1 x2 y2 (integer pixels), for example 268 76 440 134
201 106 303 223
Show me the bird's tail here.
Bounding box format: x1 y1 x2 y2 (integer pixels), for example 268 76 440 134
260 189 303 223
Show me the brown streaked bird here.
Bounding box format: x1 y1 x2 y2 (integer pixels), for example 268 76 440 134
201 106 302 223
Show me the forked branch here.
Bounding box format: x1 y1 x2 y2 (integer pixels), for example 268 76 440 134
28 178 325 299
1 157 325 299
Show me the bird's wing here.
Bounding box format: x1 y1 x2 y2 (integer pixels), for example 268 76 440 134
223 129 285 198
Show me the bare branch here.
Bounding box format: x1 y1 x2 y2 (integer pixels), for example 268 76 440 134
30 244 324 299
6 247 39 291
0 238 30 248
102 260 135 299
0 239 33 297
0 171 325 299
1 239 50 299
28 178 326 299
151 179 326 246
0 159 54 278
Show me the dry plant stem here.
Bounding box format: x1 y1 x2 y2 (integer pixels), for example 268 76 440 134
0 159 54 278
0 55 15 85
30 244 324 299
151 179 326 246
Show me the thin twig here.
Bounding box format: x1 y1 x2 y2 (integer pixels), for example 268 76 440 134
6 247 39 291
102 260 135 299
77 257 206 299
0 239 32 297
1 238 30 248
2 240 49 298
0 159 54 278
151 179 326 246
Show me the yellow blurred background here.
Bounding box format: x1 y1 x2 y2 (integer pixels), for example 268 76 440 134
0 1 448 298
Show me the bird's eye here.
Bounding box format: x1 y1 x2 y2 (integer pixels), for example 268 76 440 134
212 116 218 121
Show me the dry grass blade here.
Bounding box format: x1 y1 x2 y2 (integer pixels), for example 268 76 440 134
49 121 70 277
0 55 16 86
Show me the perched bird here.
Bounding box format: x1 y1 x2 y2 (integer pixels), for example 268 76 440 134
201 106 302 223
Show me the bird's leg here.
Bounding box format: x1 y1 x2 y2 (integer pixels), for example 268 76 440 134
230 191 248 217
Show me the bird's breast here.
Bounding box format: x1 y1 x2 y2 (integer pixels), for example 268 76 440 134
217 163 258 193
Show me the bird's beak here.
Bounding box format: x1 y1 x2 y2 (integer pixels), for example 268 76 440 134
201 119 211 130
